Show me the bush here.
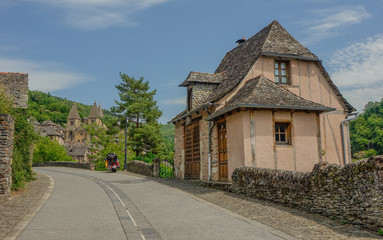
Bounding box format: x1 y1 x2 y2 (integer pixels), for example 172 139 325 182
134 152 157 164
33 136 73 163
11 109 37 190
94 160 108 171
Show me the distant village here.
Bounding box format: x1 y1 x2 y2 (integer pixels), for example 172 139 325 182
33 102 105 162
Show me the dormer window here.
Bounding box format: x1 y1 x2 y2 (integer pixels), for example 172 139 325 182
187 88 193 111
274 61 290 84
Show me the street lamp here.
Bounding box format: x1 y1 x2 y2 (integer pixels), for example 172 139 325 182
117 116 128 171
124 113 128 170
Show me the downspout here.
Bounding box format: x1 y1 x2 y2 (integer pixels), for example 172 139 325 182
204 104 215 181
341 112 358 165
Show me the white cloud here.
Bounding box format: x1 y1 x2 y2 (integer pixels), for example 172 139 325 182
303 6 370 43
329 34 383 112
160 97 185 105
25 0 173 30
0 58 91 92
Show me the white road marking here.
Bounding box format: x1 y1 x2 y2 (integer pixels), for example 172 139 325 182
102 181 147 240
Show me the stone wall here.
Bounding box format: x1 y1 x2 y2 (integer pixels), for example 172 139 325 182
174 121 184 179
32 161 94 170
0 73 28 108
126 160 153 176
231 156 383 232
0 114 14 201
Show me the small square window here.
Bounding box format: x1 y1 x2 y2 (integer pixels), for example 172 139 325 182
275 122 291 145
274 61 290 84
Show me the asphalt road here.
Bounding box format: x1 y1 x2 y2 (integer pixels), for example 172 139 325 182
17 167 291 240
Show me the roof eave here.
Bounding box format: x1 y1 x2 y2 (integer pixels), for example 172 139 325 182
260 52 319 61
206 104 335 121
169 103 212 124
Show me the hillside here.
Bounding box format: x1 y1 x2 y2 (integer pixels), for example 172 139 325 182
28 90 114 126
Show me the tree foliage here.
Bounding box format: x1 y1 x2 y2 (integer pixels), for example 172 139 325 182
33 136 73 163
28 90 114 126
84 123 133 170
350 98 383 159
112 73 163 155
0 87 36 190
11 109 37 190
159 124 175 162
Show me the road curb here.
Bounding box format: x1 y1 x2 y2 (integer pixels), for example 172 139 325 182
5 174 55 240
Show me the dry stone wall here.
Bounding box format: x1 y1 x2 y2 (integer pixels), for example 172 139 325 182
231 156 383 232
126 160 153 176
0 73 28 108
32 161 94 170
0 114 14 201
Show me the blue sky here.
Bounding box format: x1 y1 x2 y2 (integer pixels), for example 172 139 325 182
1 0 382 123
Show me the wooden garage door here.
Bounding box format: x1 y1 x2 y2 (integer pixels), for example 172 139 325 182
184 122 200 179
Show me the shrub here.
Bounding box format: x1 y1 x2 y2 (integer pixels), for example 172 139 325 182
11 109 37 190
134 152 157 164
33 136 73 163
94 160 108 171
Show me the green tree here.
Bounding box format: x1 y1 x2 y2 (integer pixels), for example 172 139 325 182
112 73 162 155
350 98 383 159
84 123 131 170
33 136 73 162
159 124 175 162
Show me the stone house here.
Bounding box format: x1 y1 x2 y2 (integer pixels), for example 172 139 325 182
170 20 355 182
64 143 92 162
0 72 28 201
34 121 65 145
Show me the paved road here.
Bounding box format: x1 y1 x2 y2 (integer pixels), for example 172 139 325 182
17 167 293 240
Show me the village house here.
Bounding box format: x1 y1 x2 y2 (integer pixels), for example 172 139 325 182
170 20 355 182
34 121 65 145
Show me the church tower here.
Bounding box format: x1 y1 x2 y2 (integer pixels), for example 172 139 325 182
64 104 88 144
86 101 105 127
67 104 81 127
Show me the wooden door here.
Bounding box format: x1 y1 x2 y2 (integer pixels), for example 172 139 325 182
218 121 228 181
184 122 200 179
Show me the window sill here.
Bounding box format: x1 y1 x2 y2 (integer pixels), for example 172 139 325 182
275 144 292 148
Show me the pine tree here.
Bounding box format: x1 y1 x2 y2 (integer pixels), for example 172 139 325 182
112 73 163 155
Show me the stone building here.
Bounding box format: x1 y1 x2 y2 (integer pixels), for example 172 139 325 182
0 72 28 201
34 121 65 145
64 143 92 162
171 20 355 182
0 72 28 108
64 101 104 161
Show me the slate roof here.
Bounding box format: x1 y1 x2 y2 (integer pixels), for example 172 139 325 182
68 104 81 119
88 102 99 118
179 71 225 87
98 104 104 117
206 75 334 120
65 143 90 157
211 20 317 102
172 20 355 122
35 121 64 138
